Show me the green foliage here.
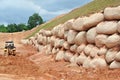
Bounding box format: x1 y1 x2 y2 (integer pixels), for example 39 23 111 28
28 13 43 29
26 0 120 38
0 24 7 32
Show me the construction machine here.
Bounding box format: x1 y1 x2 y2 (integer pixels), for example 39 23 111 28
4 41 16 56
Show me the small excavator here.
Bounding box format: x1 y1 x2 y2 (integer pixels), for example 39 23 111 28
4 41 16 56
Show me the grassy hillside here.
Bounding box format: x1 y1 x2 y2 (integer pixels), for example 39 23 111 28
26 0 120 38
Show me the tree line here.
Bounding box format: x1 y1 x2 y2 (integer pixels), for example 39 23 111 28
0 13 43 33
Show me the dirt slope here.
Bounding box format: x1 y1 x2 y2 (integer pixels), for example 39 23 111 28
0 31 120 80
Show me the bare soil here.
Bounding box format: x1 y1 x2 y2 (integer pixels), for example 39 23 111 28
0 31 120 80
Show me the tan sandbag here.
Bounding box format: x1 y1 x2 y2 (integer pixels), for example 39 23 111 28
96 21 117 34
84 44 94 56
95 34 108 47
89 58 107 68
90 46 99 58
63 19 75 30
67 30 78 44
86 27 97 44
39 29 45 35
105 34 120 48
70 44 78 52
52 24 62 37
20 39 29 45
115 52 120 62
63 41 70 50
70 54 78 64
55 50 65 61
45 44 52 55
37 34 43 44
98 46 107 56
64 31 69 40
57 25 65 38
104 6 120 20
83 57 91 68
109 61 120 69
84 13 104 30
117 21 120 33
74 31 87 45
52 47 59 55
76 52 87 65
38 45 44 52
72 17 87 31
43 30 52 37
77 44 86 54
41 36 47 45
105 49 117 63
64 51 74 62
50 36 56 46
47 37 51 44
54 39 65 48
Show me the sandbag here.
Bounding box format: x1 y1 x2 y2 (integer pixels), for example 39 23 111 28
38 45 44 52
115 52 120 62
105 34 120 48
64 31 69 40
70 44 78 52
43 30 52 37
89 58 107 68
72 17 87 31
52 24 62 37
84 13 104 29
95 34 108 47
64 51 74 62
54 39 65 48
117 21 120 33
76 52 87 65
50 36 56 46
70 54 78 64
83 57 91 68
39 29 45 35
74 31 87 45
109 61 120 69
84 44 94 56
63 19 75 30
67 30 78 44
21 39 29 45
104 6 120 20
37 34 43 44
55 50 65 61
105 49 117 63
45 44 52 55
90 46 99 58
47 37 51 44
52 47 59 55
96 21 117 34
86 27 97 44
57 25 64 38
77 44 86 54
63 41 70 50
41 36 47 45
98 46 107 56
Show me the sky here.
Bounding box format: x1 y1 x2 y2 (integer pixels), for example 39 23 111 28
0 0 92 25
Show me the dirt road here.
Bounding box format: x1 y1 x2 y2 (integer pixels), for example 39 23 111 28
0 31 120 80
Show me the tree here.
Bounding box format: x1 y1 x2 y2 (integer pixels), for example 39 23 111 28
0 24 7 32
17 23 28 31
28 13 43 29
7 24 17 32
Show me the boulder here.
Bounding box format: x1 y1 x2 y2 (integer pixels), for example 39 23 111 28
95 34 108 47
109 61 120 69
67 30 78 44
86 27 97 44
74 31 87 45
105 34 120 48
84 13 104 29
96 21 117 34
104 6 120 20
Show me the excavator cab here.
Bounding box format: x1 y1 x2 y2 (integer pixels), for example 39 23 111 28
4 41 16 56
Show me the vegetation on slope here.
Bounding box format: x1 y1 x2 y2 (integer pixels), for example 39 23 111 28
26 0 120 38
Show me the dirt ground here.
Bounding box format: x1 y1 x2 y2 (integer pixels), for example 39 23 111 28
0 31 120 80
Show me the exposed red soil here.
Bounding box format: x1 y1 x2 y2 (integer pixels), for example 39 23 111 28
0 30 120 80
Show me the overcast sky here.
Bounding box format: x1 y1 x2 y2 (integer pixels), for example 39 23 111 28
0 0 92 25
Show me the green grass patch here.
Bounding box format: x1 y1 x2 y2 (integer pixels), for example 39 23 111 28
26 0 120 39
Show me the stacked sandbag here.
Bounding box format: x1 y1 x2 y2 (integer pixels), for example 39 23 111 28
20 39 29 45
26 6 120 69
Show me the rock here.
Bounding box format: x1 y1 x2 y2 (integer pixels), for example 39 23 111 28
104 6 120 20
67 30 78 44
109 61 120 68
74 31 87 45
90 58 107 68
96 21 117 34
84 13 104 29
105 34 120 48
86 27 97 44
